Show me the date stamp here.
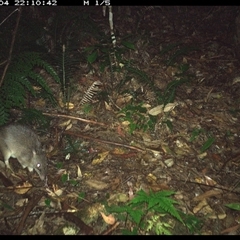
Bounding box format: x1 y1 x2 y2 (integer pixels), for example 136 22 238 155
0 0 112 6
14 0 57 6
0 0 57 6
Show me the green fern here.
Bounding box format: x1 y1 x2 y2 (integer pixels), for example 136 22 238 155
0 51 60 124
0 104 9 125
106 189 184 234
146 215 173 235
20 108 50 127
130 190 183 224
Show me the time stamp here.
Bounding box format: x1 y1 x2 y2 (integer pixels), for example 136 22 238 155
0 0 110 6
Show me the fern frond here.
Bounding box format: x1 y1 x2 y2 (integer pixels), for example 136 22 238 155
0 100 9 125
11 52 60 85
3 80 27 107
40 61 60 84
80 80 103 105
28 71 52 95
131 190 183 224
0 51 60 124
151 193 182 224
17 76 36 96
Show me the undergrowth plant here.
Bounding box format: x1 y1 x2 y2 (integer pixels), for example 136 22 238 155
6 9 106 110
117 64 191 134
106 189 191 235
160 42 199 66
83 21 197 134
0 51 60 125
189 128 215 153
119 103 157 134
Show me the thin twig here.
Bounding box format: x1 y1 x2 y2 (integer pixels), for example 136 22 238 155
13 194 42 235
0 8 19 26
43 112 108 127
65 130 146 153
101 221 120 235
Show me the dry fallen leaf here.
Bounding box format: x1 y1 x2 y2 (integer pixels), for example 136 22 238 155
193 189 222 202
121 120 130 127
65 123 73 131
107 193 129 205
116 94 133 106
221 224 240 234
232 76 240 85
9 181 32 194
141 103 151 109
112 148 125 154
148 104 164 116
92 151 109 165
15 198 28 207
65 153 71 160
163 102 178 112
59 119 72 128
100 212 116 225
116 125 125 137
85 179 108 190
28 211 46 235
204 175 217 186
146 173 157 183
128 187 134 200
193 198 209 214
58 99 75 109
46 187 64 198
143 138 161 148
208 212 226 220
164 158 174 167
105 101 113 111
77 165 82 178
197 152 207 159
63 226 77 235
